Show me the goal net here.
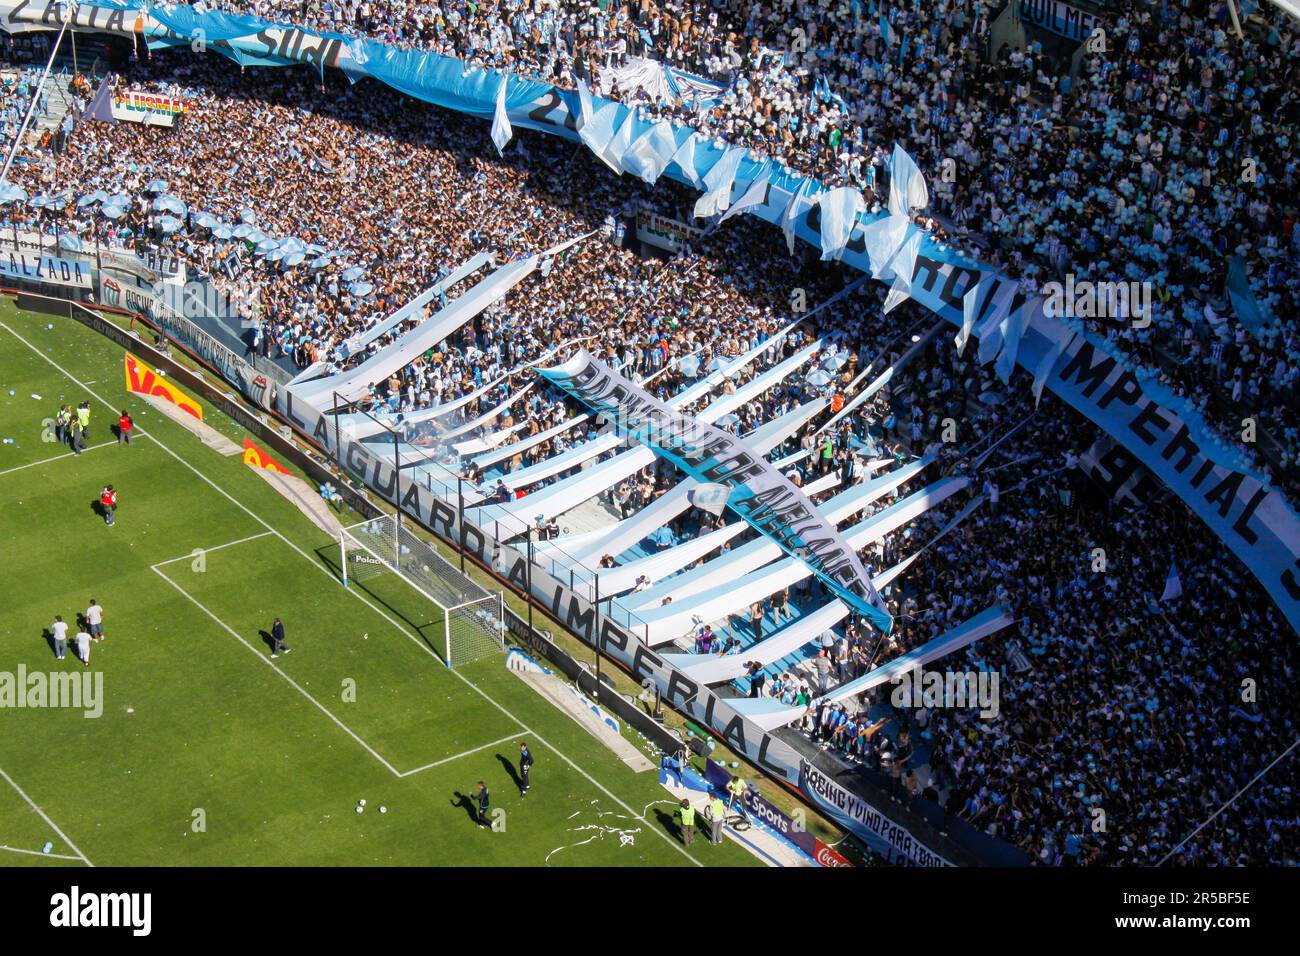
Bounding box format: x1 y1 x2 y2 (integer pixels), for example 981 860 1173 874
340 513 505 668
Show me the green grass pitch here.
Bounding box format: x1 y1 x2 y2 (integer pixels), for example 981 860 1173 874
0 299 760 867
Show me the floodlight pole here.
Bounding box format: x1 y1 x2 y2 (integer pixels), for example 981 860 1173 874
525 531 535 634
457 474 466 573
331 390 342 466
593 573 602 695
391 425 402 538
0 4 76 186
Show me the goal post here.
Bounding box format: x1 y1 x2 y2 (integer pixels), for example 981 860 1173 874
338 513 505 668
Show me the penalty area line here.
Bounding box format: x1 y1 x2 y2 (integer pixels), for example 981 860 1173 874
151 563 403 778
0 767 93 867
0 440 117 478
150 530 276 569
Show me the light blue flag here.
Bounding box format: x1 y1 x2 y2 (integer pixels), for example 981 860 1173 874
670 131 704 188
1030 329 1073 405
1226 255 1275 336
693 146 745 219
1161 561 1183 601
576 76 594 129
880 12 894 44
995 297 1037 385
976 289 1015 366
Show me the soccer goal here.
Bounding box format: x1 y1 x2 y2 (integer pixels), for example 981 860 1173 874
339 513 505 668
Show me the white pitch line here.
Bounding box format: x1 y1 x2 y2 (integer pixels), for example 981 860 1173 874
152 565 403 777
0 767 93 867
0 844 82 861
1 318 704 868
397 732 528 778
0 440 117 477
150 531 276 568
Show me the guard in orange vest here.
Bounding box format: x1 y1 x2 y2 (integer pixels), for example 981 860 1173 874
118 410 133 446
100 484 117 527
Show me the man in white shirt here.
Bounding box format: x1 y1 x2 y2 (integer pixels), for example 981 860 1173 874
75 629 92 667
86 599 105 643
50 615 68 660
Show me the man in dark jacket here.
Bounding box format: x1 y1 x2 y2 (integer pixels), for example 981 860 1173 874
270 617 291 658
518 742 533 797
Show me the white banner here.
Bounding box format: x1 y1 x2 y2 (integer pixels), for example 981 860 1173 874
111 89 191 126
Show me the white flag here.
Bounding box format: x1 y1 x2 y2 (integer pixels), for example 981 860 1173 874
782 178 814 255
688 483 731 515
491 76 512 156
720 168 771 222
955 281 980 356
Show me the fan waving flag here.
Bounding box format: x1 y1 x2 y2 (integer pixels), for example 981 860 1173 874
1161 562 1183 602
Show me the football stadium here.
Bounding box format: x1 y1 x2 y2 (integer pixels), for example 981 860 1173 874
0 0 1295 903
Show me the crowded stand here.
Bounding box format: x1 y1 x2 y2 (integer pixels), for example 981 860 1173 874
0 0 1296 868
167 0 1300 488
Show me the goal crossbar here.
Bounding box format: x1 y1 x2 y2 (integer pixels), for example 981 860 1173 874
339 514 505 668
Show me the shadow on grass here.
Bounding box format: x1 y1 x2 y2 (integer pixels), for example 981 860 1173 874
495 753 523 793
450 791 481 827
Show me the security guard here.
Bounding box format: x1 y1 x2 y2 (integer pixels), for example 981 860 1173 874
677 798 695 846
727 774 749 825
55 404 71 445
707 794 727 845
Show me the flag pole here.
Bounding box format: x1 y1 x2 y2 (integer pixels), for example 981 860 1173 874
0 2 77 185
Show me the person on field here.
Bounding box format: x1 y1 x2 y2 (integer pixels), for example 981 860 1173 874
706 793 727 845
118 410 133 445
726 774 749 825
677 798 695 846
74 627 91 666
70 416 84 455
518 742 533 797
77 401 90 439
100 484 117 526
50 615 68 660
475 781 491 828
55 404 71 445
86 599 105 642
270 617 290 658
